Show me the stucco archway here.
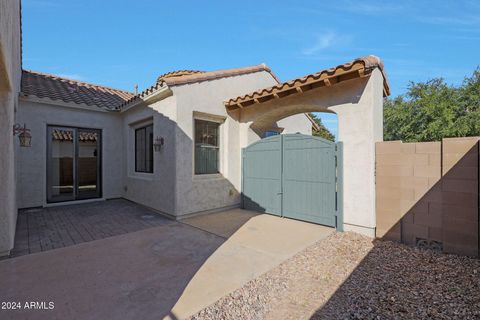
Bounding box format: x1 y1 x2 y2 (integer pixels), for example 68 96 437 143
225 56 390 236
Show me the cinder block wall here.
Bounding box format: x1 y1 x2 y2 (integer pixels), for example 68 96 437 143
376 138 479 256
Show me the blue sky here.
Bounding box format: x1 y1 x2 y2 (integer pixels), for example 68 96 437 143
22 1 480 137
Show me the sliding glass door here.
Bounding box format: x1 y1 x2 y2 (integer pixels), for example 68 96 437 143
47 127 76 202
47 126 101 203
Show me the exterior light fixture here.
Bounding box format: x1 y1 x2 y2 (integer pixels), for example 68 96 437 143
153 136 164 152
13 123 32 147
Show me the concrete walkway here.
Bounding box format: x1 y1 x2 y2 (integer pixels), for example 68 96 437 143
0 208 333 320
172 210 334 319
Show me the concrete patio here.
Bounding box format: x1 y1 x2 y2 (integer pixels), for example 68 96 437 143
0 202 334 320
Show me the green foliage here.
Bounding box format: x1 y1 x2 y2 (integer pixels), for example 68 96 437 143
384 68 480 142
308 113 335 141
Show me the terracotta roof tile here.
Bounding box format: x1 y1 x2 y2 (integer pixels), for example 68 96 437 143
156 70 205 83
225 55 390 110
21 70 134 110
160 64 280 86
118 64 280 109
116 81 167 109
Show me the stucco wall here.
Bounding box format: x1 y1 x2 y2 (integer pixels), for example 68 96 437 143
234 69 385 236
277 113 312 135
14 69 312 221
332 69 383 236
0 0 21 255
16 99 124 208
0 0 21 93
121 94 177 216
124 71 312 217
172 71 279 216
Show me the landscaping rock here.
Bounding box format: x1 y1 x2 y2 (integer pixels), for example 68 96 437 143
188 232 480 320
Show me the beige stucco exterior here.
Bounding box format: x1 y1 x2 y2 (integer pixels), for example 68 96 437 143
3 0 386 256
15 99 125 208
171 71 286 216
233 69 384 236
15 66 384 238
0 0 21 256
15 70 312 223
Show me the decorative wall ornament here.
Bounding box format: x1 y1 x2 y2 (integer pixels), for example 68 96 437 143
153 136 164 152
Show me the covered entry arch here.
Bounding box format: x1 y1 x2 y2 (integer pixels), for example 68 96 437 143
226 56 390 236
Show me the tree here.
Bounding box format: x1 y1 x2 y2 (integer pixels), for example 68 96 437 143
308 113 335 141
384 68 480 142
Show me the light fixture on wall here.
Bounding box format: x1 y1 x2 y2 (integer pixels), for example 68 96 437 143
13 123 32 147
153 136 164 152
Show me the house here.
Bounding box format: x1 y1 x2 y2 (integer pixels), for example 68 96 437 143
16 67 312 218
0 0 389 257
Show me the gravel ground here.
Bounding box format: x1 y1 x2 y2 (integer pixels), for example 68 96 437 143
188 232 480 320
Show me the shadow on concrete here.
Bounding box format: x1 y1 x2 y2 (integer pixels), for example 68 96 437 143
8 79 353 319
0 205 259 320
0 192 334 320
7 93 289 320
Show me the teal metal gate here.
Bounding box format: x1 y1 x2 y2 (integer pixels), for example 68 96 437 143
242 134 343 229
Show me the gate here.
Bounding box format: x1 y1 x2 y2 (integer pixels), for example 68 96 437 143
242 134 342 229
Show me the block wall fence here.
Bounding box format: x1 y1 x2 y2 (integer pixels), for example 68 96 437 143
376 137 479 256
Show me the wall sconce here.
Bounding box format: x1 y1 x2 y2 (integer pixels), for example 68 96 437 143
153 136 164 152
13 123 32 147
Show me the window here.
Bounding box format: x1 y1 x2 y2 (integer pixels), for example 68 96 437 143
135 124 153 173
195 119 219 174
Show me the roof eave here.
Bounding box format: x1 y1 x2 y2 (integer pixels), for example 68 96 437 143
119 84 172 112
19 93 117 113
225 56 390 111
163 64 277 86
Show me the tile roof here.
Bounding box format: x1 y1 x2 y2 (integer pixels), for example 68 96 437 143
118 64 280 109
21 70 134 110
116 81 168 109
156 70 205 83
225 55 390 110
158 64 280 86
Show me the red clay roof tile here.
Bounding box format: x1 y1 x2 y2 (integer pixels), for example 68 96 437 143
21 70 134 110
118 64 280 109
159 64 280 86
156 70 205 83
225 56 390 110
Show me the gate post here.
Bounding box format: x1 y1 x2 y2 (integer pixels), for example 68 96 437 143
241 148 245 209
280 134 284 218
336 142 344 231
